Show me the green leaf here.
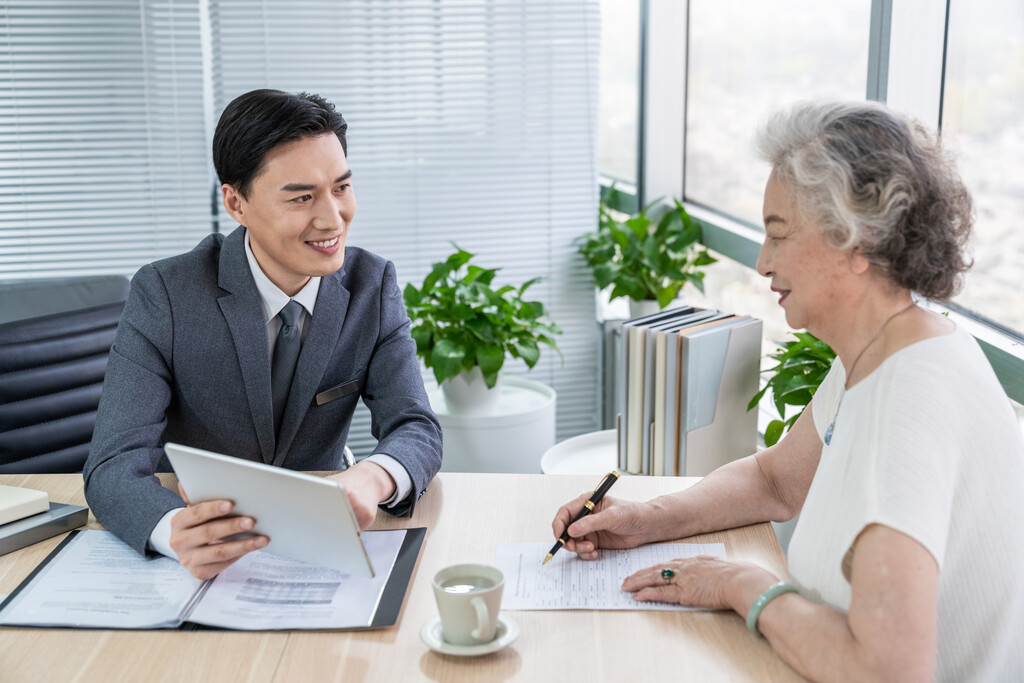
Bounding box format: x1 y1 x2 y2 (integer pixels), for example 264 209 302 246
694 250 717 267
593 262 619 288
625 215 651 240
463 265 488 284
764 420 785 447
481 368 501 389
431 338 467 382
656 285 677 309
610 223 631 250
422 260 453 292
410 326 432 355
520 300 545 320
678 220 701 247
518 277 541 296
687 273 706 295
773 391 788 420
655 207 681 236
642 235 661 265
512 338 540 367
446 246 474 269
780 388 814 406
465 318 497 343
475 344 505 376
403 283 421 307
615 273 641 294
748 384 768 411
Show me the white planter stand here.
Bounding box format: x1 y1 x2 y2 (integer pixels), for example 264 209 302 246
540 429 618 475
428 377 556 474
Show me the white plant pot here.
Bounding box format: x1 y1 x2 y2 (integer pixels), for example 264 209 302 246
628 298 686 319
440 366 504 415
628 298 663 319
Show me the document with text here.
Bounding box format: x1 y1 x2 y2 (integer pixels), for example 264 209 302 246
0 528 419 630
495 541 726 611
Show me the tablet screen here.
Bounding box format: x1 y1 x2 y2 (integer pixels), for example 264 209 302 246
164 443 374 577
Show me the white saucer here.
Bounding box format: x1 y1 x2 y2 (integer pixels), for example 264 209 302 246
420 615 519 657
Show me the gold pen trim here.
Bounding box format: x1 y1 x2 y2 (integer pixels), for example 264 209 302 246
584 501 595 511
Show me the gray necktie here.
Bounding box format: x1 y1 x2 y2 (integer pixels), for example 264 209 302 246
271 300 303 434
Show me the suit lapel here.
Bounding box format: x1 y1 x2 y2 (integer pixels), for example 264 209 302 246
273 272 351 466
217 228 276 464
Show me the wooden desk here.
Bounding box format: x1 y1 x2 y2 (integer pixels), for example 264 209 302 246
0 473 804 682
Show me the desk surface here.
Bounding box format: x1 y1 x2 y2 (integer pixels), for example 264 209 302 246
0 473 804 682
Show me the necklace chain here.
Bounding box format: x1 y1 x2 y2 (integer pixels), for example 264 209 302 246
823 301 916 446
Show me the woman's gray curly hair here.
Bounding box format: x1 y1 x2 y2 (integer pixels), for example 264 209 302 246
756 100 973 301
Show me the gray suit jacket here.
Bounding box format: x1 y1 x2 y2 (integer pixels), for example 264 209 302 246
83 227 442 554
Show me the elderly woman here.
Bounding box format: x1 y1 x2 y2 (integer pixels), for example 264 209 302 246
553 101 1024 681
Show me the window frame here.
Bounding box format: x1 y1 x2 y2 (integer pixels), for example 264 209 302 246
604 0 1024 404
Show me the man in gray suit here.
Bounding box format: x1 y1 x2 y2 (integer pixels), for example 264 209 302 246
84 89 442 579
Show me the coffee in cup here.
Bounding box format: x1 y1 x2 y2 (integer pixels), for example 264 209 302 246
432 564 504 646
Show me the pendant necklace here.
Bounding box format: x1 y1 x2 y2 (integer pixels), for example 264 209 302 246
823 301 916 446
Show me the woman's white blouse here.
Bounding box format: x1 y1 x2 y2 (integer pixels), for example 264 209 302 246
788 325 1024 681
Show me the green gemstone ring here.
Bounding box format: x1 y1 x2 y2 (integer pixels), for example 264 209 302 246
661 568 674 584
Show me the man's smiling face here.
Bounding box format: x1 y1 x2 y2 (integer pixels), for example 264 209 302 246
222 133 356 296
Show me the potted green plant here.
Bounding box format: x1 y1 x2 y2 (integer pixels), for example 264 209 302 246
577 189 717 317
747 331 836 446
403 245 562 414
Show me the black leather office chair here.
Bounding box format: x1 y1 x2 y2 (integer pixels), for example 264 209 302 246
0 276 129 473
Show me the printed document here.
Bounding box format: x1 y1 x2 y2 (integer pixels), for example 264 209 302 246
0 529 406 630
496 541 726 611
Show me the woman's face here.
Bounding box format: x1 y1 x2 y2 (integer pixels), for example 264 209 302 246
756 174 857 334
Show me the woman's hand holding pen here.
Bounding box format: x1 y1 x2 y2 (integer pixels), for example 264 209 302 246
551 494 653 560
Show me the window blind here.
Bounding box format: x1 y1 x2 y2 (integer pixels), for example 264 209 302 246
0 0 211 279
209 0 602 456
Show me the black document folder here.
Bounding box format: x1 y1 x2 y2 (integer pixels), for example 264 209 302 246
0 527 426 631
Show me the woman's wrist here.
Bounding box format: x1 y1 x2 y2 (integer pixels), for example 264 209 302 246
745 581 799 636
644 495 686 542
646 492 697 541
727 567 781 620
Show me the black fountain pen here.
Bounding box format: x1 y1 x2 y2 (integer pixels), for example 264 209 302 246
542 471 621 565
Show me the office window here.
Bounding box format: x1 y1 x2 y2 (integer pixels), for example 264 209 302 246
0 0 211 278
941 0 1024 338
209 0 602 455
598 0 640 185
684 0 871 226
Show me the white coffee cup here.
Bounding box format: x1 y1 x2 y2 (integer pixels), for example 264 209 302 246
431 564 504 646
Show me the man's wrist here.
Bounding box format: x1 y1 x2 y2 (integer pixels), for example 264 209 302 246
356 460 397 503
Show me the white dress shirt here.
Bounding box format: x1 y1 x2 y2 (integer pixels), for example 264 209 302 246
147 232 412 559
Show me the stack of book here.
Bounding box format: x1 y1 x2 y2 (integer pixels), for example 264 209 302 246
0 485 88 557
613 306 762 476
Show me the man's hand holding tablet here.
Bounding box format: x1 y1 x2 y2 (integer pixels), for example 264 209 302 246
170 483 268 581
326 461 397 530
165 443 376 580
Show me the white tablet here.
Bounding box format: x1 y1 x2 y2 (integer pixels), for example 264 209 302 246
163 442 374 578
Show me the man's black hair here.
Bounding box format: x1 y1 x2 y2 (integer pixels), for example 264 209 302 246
212 89 348 199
